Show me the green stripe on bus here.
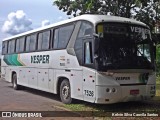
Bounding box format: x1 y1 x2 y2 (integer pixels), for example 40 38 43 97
10 55 17 65
4 55 12 65
12 54 23 66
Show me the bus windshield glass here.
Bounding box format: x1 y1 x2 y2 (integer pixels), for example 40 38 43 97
96 23 154 70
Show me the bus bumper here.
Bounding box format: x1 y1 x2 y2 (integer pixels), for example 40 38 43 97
94 85 156 104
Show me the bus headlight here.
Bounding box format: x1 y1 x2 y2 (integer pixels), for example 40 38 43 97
106 88 110 93
106 88 117 93
112 88 116 93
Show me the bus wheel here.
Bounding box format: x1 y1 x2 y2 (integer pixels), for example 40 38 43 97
60 79 72 104
12 74 20 90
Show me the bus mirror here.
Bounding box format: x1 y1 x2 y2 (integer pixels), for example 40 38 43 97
93 33 99 38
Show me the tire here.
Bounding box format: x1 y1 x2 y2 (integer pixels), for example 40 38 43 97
12 74 20 90
60 79 72 104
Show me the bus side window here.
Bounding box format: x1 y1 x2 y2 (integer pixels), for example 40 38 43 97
74 21 93 65
8 41 11 54
77 22 93 38
38 30 51 51
8 40 15 54
53 29 59 49
26 36 31 52
38 33 43 50
42 30 50 50
19 37 25 52
30 34 37 51
16 39 20 53
53 24 74 49
84 42 93 64
57 24 74 49
2 41 8 55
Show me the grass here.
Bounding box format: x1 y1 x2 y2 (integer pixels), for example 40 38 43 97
156 77 160 96
156 85 160 97
156 76 160 83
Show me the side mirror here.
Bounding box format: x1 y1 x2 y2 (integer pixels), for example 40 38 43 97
93 33 99 38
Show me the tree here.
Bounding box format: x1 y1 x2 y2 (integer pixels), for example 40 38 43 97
54 0 160 31
134 1 160 31
54 0 100 17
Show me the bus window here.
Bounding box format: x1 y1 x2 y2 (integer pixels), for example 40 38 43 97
26 36 31 52
77 22 93 38
38 33 43 50
30 34 37 51
42 30 50 50
8 41 11 54
38 30 50 50
74 36 83 64
53 29 59 49
58 25 74 49
53 24 74 49
2 41 8 55
8 40 15 54
16 39 20 53
84 42 93 64
137 44 151 62
74 21 93 65
19 37 25 52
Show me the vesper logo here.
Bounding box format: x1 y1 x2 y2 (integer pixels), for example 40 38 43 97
116 77 130 80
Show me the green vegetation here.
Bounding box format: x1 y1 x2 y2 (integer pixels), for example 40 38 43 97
54 0 160 31
156 45 160 76
156 77 160 97
157 77 160 84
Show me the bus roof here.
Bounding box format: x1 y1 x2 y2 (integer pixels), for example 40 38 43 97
3 14 148 41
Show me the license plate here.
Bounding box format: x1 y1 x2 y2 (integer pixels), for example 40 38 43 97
130 90 139 95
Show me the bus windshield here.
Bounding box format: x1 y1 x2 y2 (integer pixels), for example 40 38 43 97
96 23 154 71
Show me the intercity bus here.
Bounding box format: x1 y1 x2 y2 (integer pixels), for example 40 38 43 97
1 15 156 104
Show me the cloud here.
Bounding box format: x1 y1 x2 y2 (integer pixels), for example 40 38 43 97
41 20 50 27
2 10 32 35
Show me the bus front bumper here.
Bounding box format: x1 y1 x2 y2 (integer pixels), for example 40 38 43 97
94 85 156 104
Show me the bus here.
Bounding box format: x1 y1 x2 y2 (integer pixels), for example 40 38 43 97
1 14 156 104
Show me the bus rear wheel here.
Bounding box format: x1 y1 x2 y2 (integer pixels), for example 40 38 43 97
12 74 20 90
60 79 72 104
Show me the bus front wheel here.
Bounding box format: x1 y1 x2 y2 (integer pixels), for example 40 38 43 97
60 79 72 104
12 74 20 90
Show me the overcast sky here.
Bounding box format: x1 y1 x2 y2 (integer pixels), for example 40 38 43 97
0 0 68 53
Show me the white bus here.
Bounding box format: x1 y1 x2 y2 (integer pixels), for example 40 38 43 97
1 15 156 104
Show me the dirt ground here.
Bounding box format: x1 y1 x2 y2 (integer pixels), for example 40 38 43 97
0 78 91 120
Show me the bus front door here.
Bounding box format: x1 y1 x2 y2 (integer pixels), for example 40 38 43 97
83 39 96 103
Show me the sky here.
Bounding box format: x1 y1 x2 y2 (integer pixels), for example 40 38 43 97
0 0 69 53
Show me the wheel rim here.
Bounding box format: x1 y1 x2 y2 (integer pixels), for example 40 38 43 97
62 85 70 99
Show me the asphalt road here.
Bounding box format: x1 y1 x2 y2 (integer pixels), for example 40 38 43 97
0 78 88 120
